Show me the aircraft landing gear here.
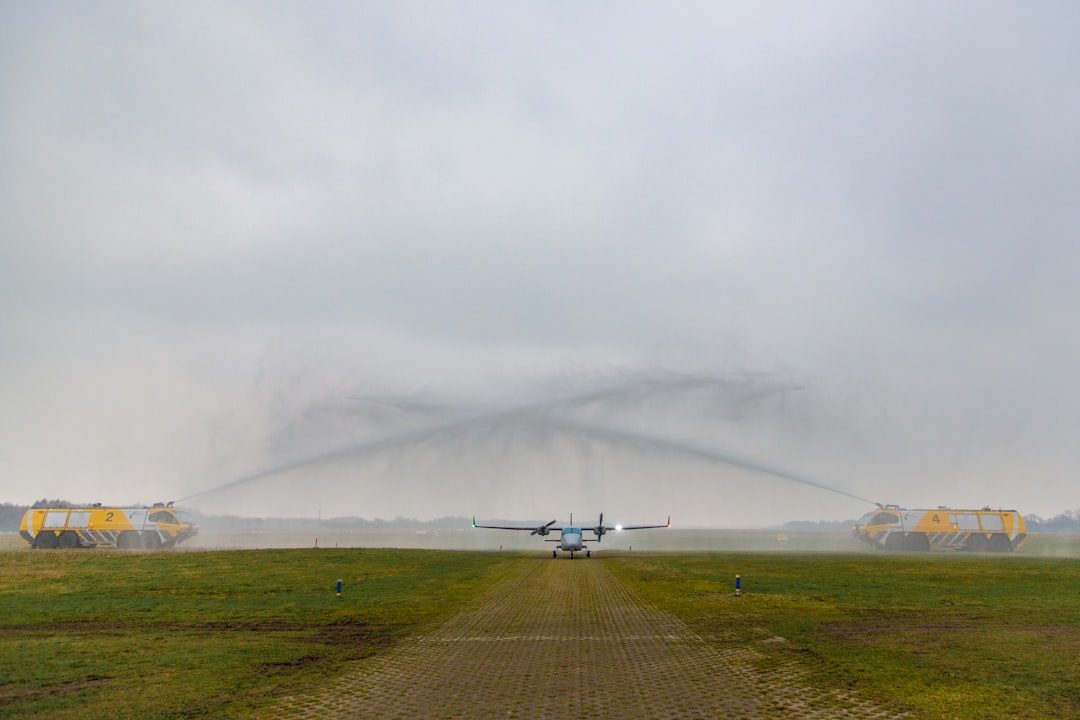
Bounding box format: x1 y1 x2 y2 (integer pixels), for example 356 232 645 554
552 549 557 558
586 549 591 558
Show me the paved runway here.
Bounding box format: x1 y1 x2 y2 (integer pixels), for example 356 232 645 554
259 558 908 719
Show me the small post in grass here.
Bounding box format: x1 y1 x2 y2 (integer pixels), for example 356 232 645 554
735 574 741 597
336 578 342 599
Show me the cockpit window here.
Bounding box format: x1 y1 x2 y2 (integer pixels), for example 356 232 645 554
858 511 898 526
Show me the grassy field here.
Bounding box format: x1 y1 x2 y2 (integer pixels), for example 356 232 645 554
607 550 1080 719
2 539 1078 719
0 547 520 719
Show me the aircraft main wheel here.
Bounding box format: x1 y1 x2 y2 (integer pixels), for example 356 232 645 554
552 550 557 558
34 532 59 549
586 550 591 558
58 531 80 549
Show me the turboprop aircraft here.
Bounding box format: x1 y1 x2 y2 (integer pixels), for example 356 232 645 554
471 513 670 558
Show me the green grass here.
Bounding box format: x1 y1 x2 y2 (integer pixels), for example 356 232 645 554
0 548 519 719
605 550 1080 720
3 542 1079 719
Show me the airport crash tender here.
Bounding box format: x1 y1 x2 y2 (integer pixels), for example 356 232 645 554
852 505 1026 552
20 503 199 549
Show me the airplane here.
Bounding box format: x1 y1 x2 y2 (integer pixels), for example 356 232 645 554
471 513 670 558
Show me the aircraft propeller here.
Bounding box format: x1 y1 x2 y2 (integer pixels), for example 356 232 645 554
531 520 557 536
594 512 607 543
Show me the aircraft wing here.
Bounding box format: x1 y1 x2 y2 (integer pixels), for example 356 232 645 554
472 514 671 540
612 516 671 531
472 518 562 535
580 514 671 543
471 522 564 531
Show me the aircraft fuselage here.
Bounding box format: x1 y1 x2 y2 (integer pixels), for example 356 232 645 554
558 527 584 552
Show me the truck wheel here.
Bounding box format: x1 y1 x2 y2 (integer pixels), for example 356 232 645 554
908 533 930 552
117 532 139 549
988 534 1011 552
143 532 161 550
34 532 59 549
885 532 908 551
965 533 988 552
58 531 80 549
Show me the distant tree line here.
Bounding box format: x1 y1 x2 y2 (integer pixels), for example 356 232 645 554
784 512 1080 534
195 514 473 533
1024 510 1080 534
2 502 1079 534
779 519 855 531
780 513 1080 534
0 500 87 533
0 503 473 534
0 504 24 531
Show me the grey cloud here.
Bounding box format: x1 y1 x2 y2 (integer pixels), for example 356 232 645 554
2 2 1078 522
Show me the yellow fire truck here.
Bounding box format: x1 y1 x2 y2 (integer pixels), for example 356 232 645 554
20 503 199 549
852 505 1026 552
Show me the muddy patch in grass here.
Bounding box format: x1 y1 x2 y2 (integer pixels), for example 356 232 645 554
0 675 111 705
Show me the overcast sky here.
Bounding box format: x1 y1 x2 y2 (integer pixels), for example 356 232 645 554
2 2 1078 527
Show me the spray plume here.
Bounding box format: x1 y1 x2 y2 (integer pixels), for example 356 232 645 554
179 370 874 509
